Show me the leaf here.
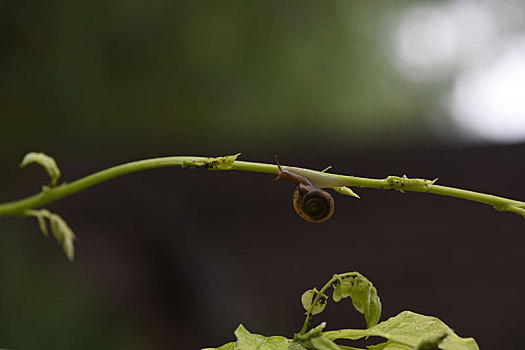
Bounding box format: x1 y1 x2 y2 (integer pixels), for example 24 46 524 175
20 152 61 186
323 311 479 350
335 346 365 350
332 274 381 328
202 342 236 350
349 276 381 328
332 187 360 199
294 323 328 350
413 332 450 350
48 213 76 261
205 153 241 170
332 279 352 302
25 209 76 261
367 340 412 350
234 324 287 350
310 336 366 350
311 336 341 350
27 208 52 237
216 153 241 169
294 322 326 342
288 341 308 350
301 289 327 315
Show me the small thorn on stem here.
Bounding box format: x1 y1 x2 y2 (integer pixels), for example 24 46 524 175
274 155 283 181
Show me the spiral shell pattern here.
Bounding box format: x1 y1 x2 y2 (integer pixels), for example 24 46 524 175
293 187 334 223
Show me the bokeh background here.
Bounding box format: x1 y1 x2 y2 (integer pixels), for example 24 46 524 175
1 1 525 349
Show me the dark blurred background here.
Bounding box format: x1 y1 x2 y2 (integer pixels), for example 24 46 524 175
1 1 524 349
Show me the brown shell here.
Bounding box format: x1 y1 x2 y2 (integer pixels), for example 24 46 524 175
293 187 335 223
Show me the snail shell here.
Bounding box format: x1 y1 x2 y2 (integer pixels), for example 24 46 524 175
293 185 335 223
276 159 335 222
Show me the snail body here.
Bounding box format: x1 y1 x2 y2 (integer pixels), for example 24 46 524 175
280 166 350 189
277 163 335 223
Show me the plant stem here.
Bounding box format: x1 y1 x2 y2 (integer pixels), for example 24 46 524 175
1 156 524 218
298 272 358 335
0 156 205 217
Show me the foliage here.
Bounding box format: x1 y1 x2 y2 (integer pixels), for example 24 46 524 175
203 272 478 350
0 152 517 348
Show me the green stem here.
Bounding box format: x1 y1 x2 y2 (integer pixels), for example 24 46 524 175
299 272 358 335
0 156 205 217
1 156 524 218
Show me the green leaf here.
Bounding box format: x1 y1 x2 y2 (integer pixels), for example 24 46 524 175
413 332 450 350
301 289 327 315
234 324 287 350
350 276 381 328
25 209 76 261
331 274 381 328
20 152 61 186
367 340 412 350
48 213 76 261
309 337 366 350
311 336 341 350
294 322 327 342
294 322 327 349
288 341 308 350
202 342 236 350
323 311 479 350
332 279 352 302
332 186 360 199
29 208 51 237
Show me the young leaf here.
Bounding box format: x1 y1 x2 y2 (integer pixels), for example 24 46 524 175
25 209 76 261
294 322 327 342
48 213 76 261
26 208 52 237
20 152 61 186
294 322 328 349
331 274 381 328
311 336 341 350
234 324 287 350
301 289 327 315
349 275 381 328
323 311 479 350
332 279 352 302
332 186 360 199
213 153 241 170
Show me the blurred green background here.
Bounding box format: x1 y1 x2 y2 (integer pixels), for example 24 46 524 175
1 1 525 349
0 1 449 160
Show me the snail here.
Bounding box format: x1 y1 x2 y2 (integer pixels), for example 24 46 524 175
276 161 335 223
